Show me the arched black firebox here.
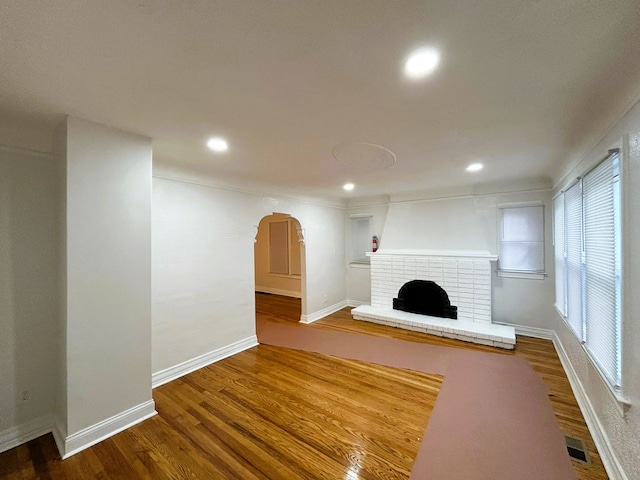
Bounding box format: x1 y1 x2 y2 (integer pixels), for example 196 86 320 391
393 280 457 319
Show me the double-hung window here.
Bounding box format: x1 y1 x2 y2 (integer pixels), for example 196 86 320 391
553 151 622 390
498 202 545 277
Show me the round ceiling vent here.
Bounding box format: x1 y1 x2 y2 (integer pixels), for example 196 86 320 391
332 142 397 170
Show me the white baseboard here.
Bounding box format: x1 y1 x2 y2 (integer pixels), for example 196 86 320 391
0 414 52 454
497 321 628 479
347 299 368 308
552 332 629 480
59 400 157 459
300 300 348 324
152 335 258 388
495 322 555 340
255 287 301 298
51 415 66 458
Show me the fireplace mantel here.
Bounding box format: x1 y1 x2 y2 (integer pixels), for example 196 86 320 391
367 249 498 260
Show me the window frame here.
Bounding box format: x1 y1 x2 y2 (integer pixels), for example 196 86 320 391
348 214 373 265
554 150 627 405
497 201 546 279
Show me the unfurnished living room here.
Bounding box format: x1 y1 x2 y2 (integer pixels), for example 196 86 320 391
1 2 639 479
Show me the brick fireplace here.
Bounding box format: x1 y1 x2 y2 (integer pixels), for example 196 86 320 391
351 249 516 349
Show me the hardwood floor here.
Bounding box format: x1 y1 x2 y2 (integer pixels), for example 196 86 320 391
0 294 608 479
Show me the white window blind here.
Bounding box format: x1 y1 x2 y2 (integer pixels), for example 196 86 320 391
564 181 584 340
349 215 372 264
498 205 544 273
583 154 621 386
555 152 622 391
553 194 566 315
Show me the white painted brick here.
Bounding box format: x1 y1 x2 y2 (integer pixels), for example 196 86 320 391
368 253 500 331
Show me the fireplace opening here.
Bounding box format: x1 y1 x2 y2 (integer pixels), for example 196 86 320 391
393 280 457 319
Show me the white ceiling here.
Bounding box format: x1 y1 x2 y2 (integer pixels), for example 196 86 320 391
2 1 640 201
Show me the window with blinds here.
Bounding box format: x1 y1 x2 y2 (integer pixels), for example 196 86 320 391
553 194 566 315
565 181 584 340
583 154 621 387
498 204 544 274
553 151 622 389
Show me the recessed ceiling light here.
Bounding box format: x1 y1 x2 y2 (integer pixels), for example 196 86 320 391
466 163 484 172
343 183 355 191
404 47 440 79
206 137 228 152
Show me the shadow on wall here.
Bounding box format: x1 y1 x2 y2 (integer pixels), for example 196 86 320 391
0 151 58 436
254 213 306 319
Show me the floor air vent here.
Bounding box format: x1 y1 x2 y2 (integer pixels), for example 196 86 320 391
565 435 590 464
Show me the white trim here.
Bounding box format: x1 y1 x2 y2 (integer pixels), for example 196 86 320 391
0 415 53 454
389 187 552 205
559 317 630 411
552 331 630 480
553 304 566 318
497 200 544 209
255 286 301 298
347 299 368 307
300 300 348 324
494 322 555 340
59 400 157 459
581 341 630 410
0 144 53 157
368 249 498 260
497 270 546 280
152 335 258 388
348 262 371 269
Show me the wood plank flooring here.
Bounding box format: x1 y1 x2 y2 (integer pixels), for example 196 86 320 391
0 293 608 479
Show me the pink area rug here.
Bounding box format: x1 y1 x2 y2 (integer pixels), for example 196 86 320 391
257 318 576 480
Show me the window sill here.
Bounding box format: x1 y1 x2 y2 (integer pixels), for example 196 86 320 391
582 350 632 416
559 316 631 417
553 304 566 318
497 270 545 280
579 342 631 417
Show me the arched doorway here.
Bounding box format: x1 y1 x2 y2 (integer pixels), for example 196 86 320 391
254 213 305 324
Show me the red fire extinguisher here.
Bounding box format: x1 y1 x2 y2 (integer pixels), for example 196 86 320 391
372 235 379 252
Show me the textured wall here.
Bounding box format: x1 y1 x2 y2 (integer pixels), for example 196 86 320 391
552 101 640 479
0 148 58 438
152 176 346 374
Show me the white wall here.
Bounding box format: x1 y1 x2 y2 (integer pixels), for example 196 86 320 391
52 120 67 444
553 99 640 480
0 146 58 443
378 190 556 330
60 117 153 441
152 176 346 374
345 200 389 305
